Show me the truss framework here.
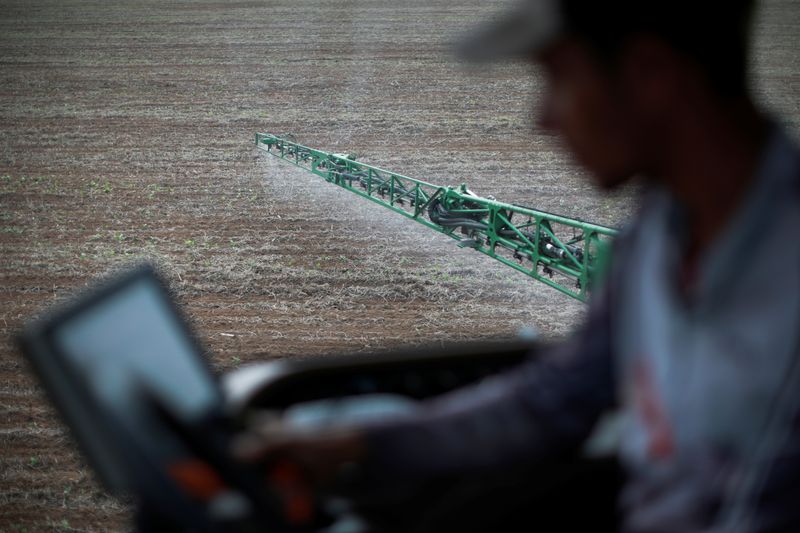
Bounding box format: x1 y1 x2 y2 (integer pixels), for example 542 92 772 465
256 132 618 302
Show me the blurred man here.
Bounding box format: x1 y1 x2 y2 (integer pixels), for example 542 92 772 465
236 0 800 530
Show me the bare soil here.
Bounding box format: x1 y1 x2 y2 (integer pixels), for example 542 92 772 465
1 0 798 530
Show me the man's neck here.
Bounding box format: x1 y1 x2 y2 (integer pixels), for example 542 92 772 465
658 97 768 264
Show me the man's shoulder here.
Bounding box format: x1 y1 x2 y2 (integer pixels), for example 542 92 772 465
762 122 800 188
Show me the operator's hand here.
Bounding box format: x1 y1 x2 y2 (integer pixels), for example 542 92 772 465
232 412 367 493
231 412 369 526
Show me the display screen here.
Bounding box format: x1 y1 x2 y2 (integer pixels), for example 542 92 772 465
54 276 218 421
46 272 221 490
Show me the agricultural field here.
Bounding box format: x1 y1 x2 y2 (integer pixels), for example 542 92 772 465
1 0 798 530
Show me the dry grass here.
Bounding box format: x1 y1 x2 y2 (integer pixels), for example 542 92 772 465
0 0 798 530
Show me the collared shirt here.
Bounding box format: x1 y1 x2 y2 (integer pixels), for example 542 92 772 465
616 124 800 531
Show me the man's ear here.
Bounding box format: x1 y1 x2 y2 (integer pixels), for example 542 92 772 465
617 34 683 117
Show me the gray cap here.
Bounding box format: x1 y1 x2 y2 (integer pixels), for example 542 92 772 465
458 0 564 62
458 0 756 64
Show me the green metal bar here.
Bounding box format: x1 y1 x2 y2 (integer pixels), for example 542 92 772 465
448 208 491 215
255 132 618 302
538 223 583 270
496 212 536 253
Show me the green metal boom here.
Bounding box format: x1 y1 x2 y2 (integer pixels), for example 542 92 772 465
255 132 617 302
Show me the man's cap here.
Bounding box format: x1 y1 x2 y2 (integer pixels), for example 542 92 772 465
458 0 755 63
457 0 564 62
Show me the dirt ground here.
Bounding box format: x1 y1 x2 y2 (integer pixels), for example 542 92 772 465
1 0 798 530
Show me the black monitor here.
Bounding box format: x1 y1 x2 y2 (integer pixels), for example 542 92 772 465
17 264 228 524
